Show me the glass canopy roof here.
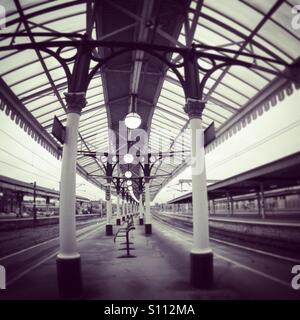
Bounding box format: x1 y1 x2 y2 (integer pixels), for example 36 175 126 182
0 0 299 200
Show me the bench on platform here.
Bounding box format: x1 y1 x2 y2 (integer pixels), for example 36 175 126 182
114 218 136 258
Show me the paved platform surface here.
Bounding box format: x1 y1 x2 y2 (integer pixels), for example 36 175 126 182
1 217 300 299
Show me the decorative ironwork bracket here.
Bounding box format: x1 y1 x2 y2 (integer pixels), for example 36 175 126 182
0 38 296 101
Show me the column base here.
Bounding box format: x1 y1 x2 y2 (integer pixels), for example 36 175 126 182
106 224 113 236
116 218 121 225
190 251 213 289
56 255 82 299
139 218 144 225
145 223 152 235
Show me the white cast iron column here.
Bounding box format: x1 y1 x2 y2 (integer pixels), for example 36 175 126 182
185 98 213 288
139 193 144 225
116 193 121 225
106 182 113 235
57 92 86 298
144 180 152 235
122 198 125 221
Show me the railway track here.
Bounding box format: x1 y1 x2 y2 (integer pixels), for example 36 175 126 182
153 212 300 261
0 220 105 287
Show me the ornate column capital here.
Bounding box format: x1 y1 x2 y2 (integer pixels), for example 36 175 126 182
106 177 112 184
64 92 87 115
184 98 205 119
144 176 150 183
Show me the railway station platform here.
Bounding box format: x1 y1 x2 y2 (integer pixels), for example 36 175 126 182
1 217 299 300
2 0 300 304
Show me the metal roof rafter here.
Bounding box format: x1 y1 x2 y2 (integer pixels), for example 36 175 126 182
204 0 286 113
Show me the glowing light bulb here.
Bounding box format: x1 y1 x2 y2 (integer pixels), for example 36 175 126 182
125 112 142 129
123 153 134 164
